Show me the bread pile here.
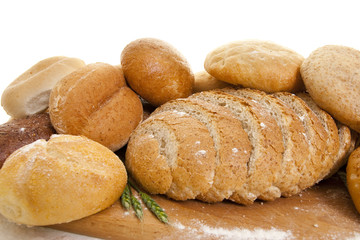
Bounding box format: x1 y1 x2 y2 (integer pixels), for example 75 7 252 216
126 39 360 206
1 36 360 226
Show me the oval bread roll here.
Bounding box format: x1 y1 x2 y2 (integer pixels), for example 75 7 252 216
121 38 194 106
0 134 127 226
1 56 85 119
204 40 305 93
49 63 143 152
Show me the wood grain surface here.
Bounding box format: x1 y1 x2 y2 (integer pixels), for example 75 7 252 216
51 175 360 239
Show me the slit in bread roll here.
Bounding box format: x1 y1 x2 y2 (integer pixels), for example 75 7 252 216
1 56 85 119
0 134 127 226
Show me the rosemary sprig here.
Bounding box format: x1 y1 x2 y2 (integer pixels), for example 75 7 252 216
120 184 131 210
128 180 169 224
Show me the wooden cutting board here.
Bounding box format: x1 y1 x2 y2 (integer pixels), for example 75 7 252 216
51 175 360 240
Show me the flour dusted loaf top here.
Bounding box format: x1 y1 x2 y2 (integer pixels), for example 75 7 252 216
126 88 355 205
0 134 127 226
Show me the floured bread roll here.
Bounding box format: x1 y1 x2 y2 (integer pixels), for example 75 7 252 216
0 134 127 226
204 40 305 93
1 56 85 118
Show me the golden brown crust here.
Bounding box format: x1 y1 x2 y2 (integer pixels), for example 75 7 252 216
0 134 127 226
49 63 143 151
300 45 360 132
204 40 305 93
121 38 194 106
0 112 56 169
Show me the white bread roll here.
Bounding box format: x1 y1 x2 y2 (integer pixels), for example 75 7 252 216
0 134 127 226
1 56 85 119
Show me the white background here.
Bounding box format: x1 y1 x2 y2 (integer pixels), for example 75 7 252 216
1 0 360 124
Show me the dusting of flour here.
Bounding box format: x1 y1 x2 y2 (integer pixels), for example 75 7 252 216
168 219 294 240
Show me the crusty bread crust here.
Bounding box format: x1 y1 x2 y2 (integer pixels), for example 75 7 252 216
0 134 127 226
121 38 194 106
49 63 143 151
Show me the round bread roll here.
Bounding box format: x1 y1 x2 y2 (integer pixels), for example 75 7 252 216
204 40 305 93
0 134 127 226
347 147 360 214
49 63 143 152
1 56 85 119
193 71 232 93
121 38 194 106
300 45 360 132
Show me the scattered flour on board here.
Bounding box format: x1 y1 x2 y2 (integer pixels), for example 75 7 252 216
169 219 294 240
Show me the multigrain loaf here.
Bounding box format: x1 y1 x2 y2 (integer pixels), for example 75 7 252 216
126 88 344 205
221 88 309 197
152 98 251 202
190 90 284 204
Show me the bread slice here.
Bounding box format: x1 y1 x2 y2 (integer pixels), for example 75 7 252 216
190 90 284 204
222 88 309 197
125 111 217 201
152 98 251 202
272 92 327 189
296 92 340 180
325 122 358 178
